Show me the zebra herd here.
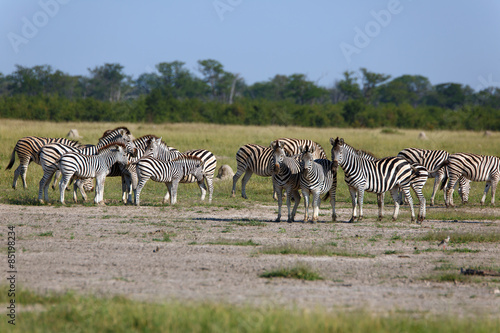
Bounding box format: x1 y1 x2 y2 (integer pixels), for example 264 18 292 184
232 137 500 224
5 130 500 223
5 128 216 206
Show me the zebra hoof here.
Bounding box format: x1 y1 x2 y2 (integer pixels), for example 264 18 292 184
274 218 281 223
348 218 355 223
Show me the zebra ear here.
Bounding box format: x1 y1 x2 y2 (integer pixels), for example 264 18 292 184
330 137 335 146
340 138 344 145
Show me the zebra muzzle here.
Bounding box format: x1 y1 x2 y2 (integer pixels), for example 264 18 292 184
273 163 280 174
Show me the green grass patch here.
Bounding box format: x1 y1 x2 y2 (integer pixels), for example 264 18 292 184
230 219 267 227
260 263 324 281
152 232 176 242
205 239 259 246
37 231 53 237
1 285 499 332
415 231 500 243
258 244 375 258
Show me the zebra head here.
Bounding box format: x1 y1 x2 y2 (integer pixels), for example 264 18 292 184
100 127 138 158
299 145 316 171
144 136 162 158
330 137 345 168
270 140 286 174
110 144 129 166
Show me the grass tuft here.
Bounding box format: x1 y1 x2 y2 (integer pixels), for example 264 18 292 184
260 263 324 281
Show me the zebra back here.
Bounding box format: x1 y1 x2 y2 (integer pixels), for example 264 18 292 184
398 148 449 177
274 138 327 160
182 149 216 183
448 153 500 182
235 144 273 177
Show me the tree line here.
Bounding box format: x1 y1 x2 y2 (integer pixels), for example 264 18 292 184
0 60 499 130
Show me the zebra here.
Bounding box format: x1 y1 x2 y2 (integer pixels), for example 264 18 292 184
232 138 327 199
106 135 162 204
299 145 337 223
330 137 419 223
270 140 302 222
58 143 129 205
6 136 81 189
37 127 136 203
439 153 500 207
134 155 205 206
397 148 470 206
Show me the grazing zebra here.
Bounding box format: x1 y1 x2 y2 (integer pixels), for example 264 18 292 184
58 143 129 205
6 136 81 189
134 155 205 206
37 127 136 203
330 137 418 223
397 148 470 205
299 145 337 223
270 140 302 222
232 138 327 199
440 153 500 207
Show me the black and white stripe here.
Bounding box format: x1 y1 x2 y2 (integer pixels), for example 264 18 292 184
330 137 417 223
270 140 302 222
398 148 470 206
37 127 136 203
441 153 500 207
134 155 205 206
58 143 129 205
6 136 81 189
299 145 337 223
232 138 327 199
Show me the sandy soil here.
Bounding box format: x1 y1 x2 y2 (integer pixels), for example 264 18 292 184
3 201 499 317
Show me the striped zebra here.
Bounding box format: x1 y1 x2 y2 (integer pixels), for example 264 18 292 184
37 127 136 203
58 143 129 205
398 148 470 206
270 140 302 222
440 153 500 207
330 137 418 223
232 138 327 199
6 136 81 189
134 155 205 206
106 135 162 204
299 145 337 223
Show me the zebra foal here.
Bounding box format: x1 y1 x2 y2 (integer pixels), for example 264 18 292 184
299 145 337 223
440 153 500 207
58 143 129 205
134 155 205 206
330 137 418 223
270 140 301 222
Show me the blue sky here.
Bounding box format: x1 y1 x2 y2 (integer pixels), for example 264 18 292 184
2 0 500 91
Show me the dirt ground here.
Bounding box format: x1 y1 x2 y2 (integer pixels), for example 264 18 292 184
3 201 499 317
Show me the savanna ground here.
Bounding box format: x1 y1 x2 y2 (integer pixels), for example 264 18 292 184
0 120 499 331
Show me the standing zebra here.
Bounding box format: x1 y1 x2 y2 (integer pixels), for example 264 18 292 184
134 155 205 206
37 127 136 203
58 143 129 205
232 138 327 199
330 137 418 223
270 140 302 222
299 145 337 223
6 136 81 189
398 148 470 205
440 153 500 207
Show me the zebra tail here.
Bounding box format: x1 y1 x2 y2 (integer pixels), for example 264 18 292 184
440 169 448 191
5 147 16 170
322 192 330 201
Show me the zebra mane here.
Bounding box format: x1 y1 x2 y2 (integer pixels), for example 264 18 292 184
356 148 377 159
97 142 126 153
173 155 202 163
100 127 131 139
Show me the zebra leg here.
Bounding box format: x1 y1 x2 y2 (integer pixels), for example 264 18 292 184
203 175 214 203
301 189 310 223
458 177 470 204
347 186 358 223
357 188 365 222
240 170 253 199
52 170 62 190
94 175 106 205
134 176 149 207
430 173 444 206
38 170 55 204
129 170 138 205
13 163 28 189
311 191 321 223
168 180 180 205
197 178 208 201
163 186 170 204
275 186 283 222
329 186 336 222
289 189 301 223
445 177 458 208
73 179 89 203
490 178 499 205
59 174 72 205
231 164 246 197
389 188 401 221
377 193 385 221
480 181 491 205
